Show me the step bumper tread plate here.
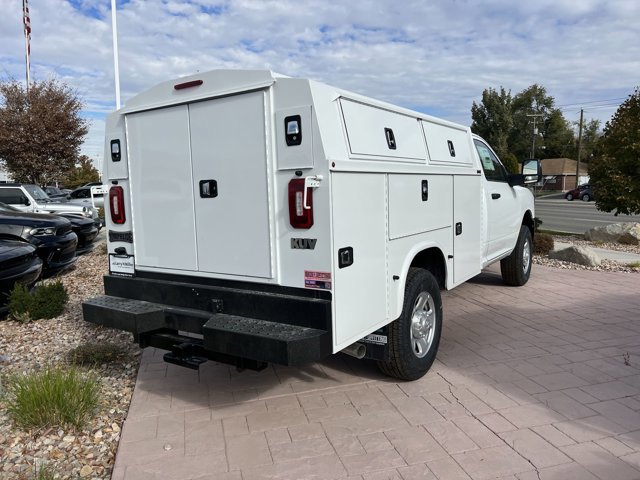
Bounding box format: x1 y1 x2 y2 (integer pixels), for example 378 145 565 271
82 295 166 333
203 314 330 366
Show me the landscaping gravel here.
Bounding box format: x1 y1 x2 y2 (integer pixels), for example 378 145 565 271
0 246 141 480
533 235 640 273
0 234 637 479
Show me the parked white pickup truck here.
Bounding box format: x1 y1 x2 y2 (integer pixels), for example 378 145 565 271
83 70 541 380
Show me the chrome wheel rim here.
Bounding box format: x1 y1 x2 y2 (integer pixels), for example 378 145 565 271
523 237 531 274
410 292 436 358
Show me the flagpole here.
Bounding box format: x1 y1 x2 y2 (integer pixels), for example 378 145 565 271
22 0 31 92
111 0 121 109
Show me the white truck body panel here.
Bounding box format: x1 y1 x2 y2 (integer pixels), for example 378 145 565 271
101 69 535 358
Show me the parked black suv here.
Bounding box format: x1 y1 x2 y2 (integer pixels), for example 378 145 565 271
0 202 98 255
0 207 77 275
0 239 43 312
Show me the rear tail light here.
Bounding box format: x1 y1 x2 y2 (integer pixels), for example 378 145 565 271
109 186 126 224
288 178 313 229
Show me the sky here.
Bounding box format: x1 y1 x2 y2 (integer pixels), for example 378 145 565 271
1 0 638 169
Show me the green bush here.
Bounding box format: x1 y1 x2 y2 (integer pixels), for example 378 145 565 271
5 366 99 429
533 233 555 255
8 280 68 322
67 342 126 366
7 283 33 322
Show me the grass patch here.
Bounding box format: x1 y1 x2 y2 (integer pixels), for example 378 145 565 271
8 280 69 322
67 342 126 366
31 465 56 480
627 262 640 269
4 366 99 430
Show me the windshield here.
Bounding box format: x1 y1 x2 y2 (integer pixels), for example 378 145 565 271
23 185 51 202
0 202 20 212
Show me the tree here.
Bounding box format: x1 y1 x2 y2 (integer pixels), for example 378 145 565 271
471 87 520 173
471 87 513 158
509 84 573 160
589 87 640 215
570 119 601 161
63 155 100 189
0 79 88 185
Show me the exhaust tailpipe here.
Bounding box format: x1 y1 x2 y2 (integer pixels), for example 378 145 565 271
340 342 366 359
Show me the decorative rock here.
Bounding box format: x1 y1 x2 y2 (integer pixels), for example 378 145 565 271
549 245 602 266
80 465 93 477
585 222 640 245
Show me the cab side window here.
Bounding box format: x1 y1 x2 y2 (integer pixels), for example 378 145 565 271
474 139 508 183
0 188 27 205
73 189 90 199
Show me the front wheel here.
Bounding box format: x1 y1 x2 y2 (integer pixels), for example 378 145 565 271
377 268 442 381
500 225 532 286
581 194 591 202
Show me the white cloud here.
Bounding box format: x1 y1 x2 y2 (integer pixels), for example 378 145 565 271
1 0 638 164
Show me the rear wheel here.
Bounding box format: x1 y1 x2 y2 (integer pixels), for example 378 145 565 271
566 193 574 201
500 225 532 286
377 268 442 380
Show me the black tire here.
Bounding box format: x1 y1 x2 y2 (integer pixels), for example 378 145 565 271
581 194 591 202
566 193 574 201
377 268 442 381
500 225 532 286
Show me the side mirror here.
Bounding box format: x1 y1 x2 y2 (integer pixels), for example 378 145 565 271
521 159 542 184
66 195 71 200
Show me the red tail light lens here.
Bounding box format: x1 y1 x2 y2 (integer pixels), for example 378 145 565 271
109 186 126 224
288 178 313 229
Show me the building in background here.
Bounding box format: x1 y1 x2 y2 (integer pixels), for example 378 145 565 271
539 158 589 192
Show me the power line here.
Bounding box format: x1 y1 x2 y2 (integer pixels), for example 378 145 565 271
556 97 626 108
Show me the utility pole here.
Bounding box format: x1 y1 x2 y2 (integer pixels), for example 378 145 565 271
526 113 543 158
575 108 584 189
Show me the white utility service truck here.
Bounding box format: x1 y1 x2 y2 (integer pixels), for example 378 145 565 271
83 70 541 380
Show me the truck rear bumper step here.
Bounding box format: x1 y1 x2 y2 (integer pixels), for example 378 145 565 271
203 315 330 366
82 295 166 333
82 295 331 366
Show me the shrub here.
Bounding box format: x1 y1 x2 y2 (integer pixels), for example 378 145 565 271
533 233 554 255
7 283 33 322
67 342 126 366
8 280 68 322
5 366 99 429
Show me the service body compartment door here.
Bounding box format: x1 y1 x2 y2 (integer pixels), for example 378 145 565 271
190 91 273 278
453 175 482 285
126 91 273 278
332 173 387 349
127 105 198 271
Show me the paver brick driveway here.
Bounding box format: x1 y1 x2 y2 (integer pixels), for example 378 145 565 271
112 265 640 480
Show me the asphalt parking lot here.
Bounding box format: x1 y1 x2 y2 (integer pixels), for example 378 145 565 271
112 264 640 480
